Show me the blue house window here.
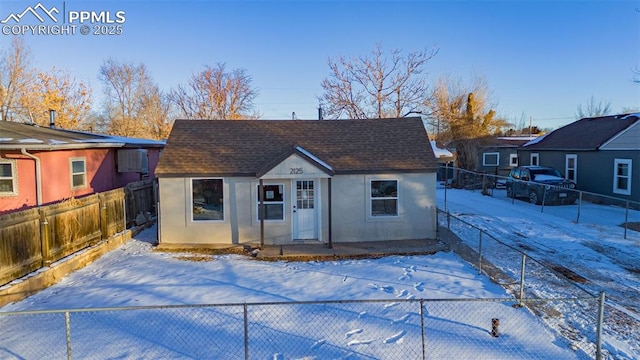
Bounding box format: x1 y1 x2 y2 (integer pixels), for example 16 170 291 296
613 159 632 195
483 152 499 166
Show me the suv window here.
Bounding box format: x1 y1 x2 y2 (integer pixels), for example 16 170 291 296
520 169 530 181
511 168 520 179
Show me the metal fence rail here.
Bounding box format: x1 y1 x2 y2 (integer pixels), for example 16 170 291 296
440 166 640 239
0 297 599 360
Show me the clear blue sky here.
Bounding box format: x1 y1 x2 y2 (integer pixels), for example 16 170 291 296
1 0 638 130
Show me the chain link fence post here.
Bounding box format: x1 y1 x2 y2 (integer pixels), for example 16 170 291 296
596 292 605 360
576 191 582 223
420 299 426 360
519 254 526 307
478 230 483 275
243 303 249 360
624 201 629 240
65 311 72 360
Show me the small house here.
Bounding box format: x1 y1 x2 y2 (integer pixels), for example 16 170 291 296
155 117 439 248
518 113 640 202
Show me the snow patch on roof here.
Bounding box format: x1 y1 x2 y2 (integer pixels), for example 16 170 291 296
497 136 537 141
19 138 43 143
523 133 548 147
0 138 13 142
621 113 640 120
430 141 453 158
296 145 333 171
49 140 69 145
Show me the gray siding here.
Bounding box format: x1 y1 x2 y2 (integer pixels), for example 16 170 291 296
159 173 437 247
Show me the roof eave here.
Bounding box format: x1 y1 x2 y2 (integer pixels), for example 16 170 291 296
0 143 125 151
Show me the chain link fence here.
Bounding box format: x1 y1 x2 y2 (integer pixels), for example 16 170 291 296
438 209 639 360
0 297 599 359
440 166 640 240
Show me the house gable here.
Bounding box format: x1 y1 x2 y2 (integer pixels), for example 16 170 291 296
600 119 640 150
258 147 333 179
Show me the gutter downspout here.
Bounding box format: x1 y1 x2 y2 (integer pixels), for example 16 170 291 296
21 148 43 206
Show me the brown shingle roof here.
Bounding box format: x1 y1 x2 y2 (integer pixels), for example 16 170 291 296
156 117 437 177
523 114 640 150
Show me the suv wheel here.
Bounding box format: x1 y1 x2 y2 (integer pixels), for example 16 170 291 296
529 191 541 205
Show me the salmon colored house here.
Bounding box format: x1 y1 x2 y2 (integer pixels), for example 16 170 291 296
0 121 165 214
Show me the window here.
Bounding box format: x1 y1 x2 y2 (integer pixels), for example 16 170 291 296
257 184 284 221
565 154 577 182
0 160 17 195
613 159 632 195
509 154 518 167
530 153 539 166
371 180 398 217
192 179 224 221
483 152 499 166
70 158 86 189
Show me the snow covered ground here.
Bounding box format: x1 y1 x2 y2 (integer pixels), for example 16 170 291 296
438 187 640 359
0 187 637 359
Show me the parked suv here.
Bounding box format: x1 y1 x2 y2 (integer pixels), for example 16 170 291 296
506 166 577 205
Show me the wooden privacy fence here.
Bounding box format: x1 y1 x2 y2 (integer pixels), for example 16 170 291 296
0 180 157 287
125 179 157 228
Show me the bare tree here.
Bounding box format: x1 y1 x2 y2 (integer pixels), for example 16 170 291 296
20 67 92 129
575 96 613 118
138 86 174 140
0 37 33 122
171 63 258 120
319 44 438 119
99 59 171 138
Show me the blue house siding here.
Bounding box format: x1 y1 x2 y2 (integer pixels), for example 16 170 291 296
517 149 639 202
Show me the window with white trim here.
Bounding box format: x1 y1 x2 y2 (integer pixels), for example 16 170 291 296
530 153 539 166
509 154 518 167
565 154 577 182
70 158 86 189
257 184 284 221
192 178 224 221
371 180 398 216
483 152 499 166
0 160 17 195
613 159 632 195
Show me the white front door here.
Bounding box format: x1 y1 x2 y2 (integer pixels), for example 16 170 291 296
293 180 317 240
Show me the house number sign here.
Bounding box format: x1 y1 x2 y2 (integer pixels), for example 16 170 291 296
289 168 303 174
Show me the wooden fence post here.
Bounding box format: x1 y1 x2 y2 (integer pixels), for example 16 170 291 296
39 208 51 265
99 194 108 241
